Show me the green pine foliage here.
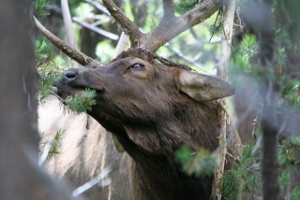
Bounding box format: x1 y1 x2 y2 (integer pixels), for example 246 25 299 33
36 38 64 102
64 88 96 114
174 136 300 199
36 40 96 113
175 0 204 14
231 32 300 111
36 37 96 114
226 25 300 198
230 35 259 73
47 129 65 160
40 129 65 160
279 137 300 170
286 187 300 200
176 146 216 177
222 167 243 200
279 170 290 194
222 143 261 199
222 135 300 199
279 75 300 111
34 0 97 114
35 0 49 18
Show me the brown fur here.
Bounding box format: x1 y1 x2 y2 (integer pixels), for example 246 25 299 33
51 48 240 199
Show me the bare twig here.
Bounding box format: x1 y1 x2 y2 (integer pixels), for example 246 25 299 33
34 16 101 67
61 0 80 68
61 0 77 49
72 17 119 40
102 0 143 47
165 45 215 75
83 0 110 16
39 139 53 166
72 167 111 197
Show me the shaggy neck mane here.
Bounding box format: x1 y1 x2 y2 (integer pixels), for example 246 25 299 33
94 99 221 200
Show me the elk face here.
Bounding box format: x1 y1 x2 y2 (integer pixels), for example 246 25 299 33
56 49 235 154
58 54 233 121
57 55 176 122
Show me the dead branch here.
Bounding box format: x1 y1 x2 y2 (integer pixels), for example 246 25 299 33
212 0 236 199
165 45 214 74
61 0 77 49
83 0 110 16
34 16 101 67
72 167 111 197
61 0 79 68
72 17 119 40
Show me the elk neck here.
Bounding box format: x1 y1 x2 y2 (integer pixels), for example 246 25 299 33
91 99 222 200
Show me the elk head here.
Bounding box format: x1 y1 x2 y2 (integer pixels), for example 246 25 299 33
35 0 230 158
56 48 234 156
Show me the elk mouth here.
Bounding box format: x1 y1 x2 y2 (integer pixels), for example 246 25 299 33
55 68 105 100
54 80 101 100
55 84 83 99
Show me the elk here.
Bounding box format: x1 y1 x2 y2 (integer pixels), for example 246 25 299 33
37 0 241 199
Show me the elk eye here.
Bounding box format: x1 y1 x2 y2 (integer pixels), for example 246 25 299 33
129 63 144 70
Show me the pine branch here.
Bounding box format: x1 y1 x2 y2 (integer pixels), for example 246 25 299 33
64 89 96 114
176 146 217 177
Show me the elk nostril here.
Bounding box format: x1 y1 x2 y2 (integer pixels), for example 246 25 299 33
64 70 78 80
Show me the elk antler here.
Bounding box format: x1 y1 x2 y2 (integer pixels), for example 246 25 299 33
102 0 143 48
34 16 101 67
103 0 221 52
34 0 221 65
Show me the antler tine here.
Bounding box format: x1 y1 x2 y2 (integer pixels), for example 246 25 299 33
34 16 101 68
102 0 144 48
99 0 220 52
162 0 175 19
180 0 221 27
141 0 221 52
35 0 221 65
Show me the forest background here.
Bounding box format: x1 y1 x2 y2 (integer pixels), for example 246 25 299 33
1 0 300 199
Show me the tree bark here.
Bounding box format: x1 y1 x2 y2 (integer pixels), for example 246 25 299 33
0 1 79 199
212 1 235 199
258 1 280 199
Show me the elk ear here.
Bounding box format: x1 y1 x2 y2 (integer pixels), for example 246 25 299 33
178 70 235 102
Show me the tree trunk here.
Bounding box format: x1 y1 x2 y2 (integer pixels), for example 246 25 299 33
0 1 79 199
212 1 236 199
258 1 280 199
